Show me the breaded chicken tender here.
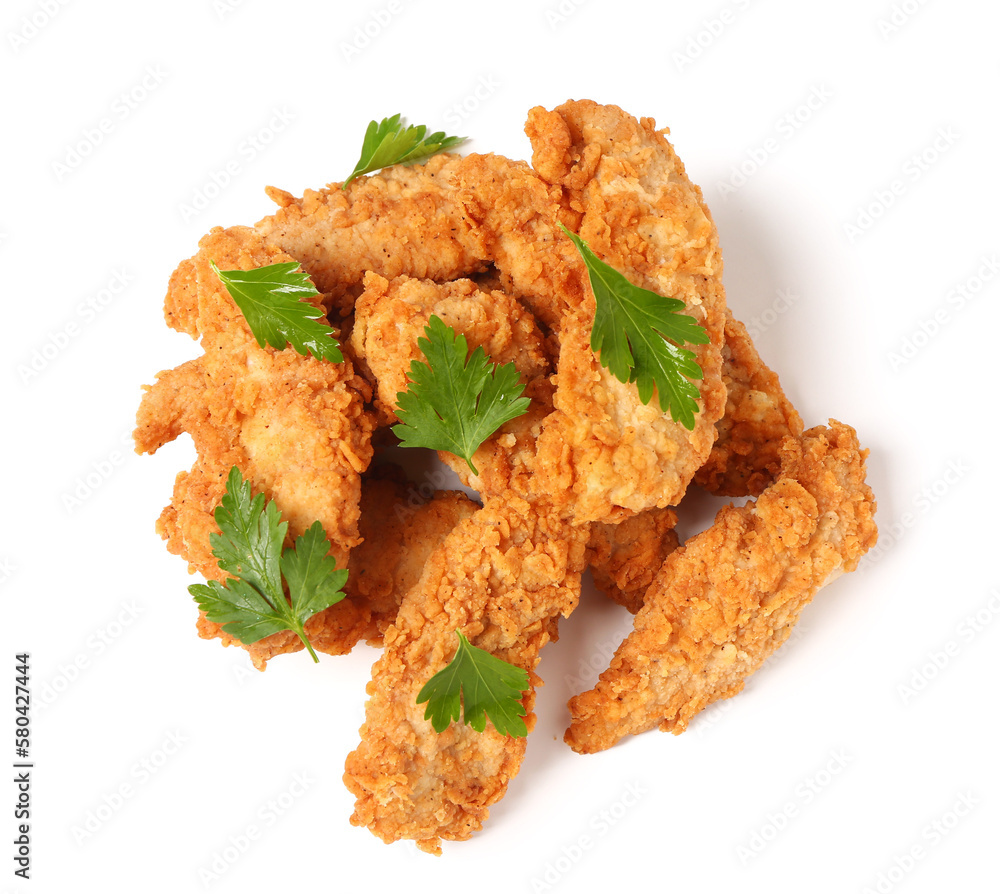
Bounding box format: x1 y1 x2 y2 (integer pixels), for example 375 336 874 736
135 226 375 575
524 100 729 518
345 272 588 850
256 155 491 320
584 309 801 612
565 421 877 754
343 497 588 854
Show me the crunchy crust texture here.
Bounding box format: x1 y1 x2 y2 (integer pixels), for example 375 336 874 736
257 102 728 522
255 154 491 320
694 310 803 497
343 498 588 854
565 421 877 754
132 98 867 853
586 509 680 614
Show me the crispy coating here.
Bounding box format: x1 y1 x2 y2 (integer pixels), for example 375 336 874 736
349 270 558 508
256 151 578 332
343 497 588 854
565 421 877 753
345 472 480 635
163 257 199 338
344 273 584 849
347 266 675 612
694 310 803 497
197 474 480 669
135 226 375 574
586 509 680 614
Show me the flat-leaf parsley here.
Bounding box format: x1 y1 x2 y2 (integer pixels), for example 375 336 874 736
343 114 465 189
392 315 530 476
561 225 710 430
416 630 530 737
212 261 343 362
189 467 348 662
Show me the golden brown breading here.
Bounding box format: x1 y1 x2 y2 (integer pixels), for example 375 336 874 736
343 497 588 854
197 474 480 669
531 301 721 521
694 310 803 497
344 473 480 644
349 269 559 512
258 149 579 334
586 508 680 614
565 421 877 754
163 257 199 338
526 99 725 339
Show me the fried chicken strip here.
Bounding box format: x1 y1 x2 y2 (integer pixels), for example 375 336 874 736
565 421 877 753
135 226 375 575
585 308 803 610
343 497 588 853
583 307 801 611
349 269 674 613
345 274 590 849
523 100 729 518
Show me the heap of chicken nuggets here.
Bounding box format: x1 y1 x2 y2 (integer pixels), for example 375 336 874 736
135 100 877 854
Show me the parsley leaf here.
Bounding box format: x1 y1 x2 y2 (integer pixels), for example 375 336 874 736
560 225 710 430
416 630 530 737
189 466 348 662
212 261 343 362
392 315 530 476
343 114 466 189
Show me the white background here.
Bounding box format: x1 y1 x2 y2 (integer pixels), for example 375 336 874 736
3 0 998 892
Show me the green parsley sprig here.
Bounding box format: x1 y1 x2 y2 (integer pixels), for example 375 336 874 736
561 225 710 430
416 630 530 737
212 261 343 362
392 315 530 475
189 466 348 662
343 114 466 189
